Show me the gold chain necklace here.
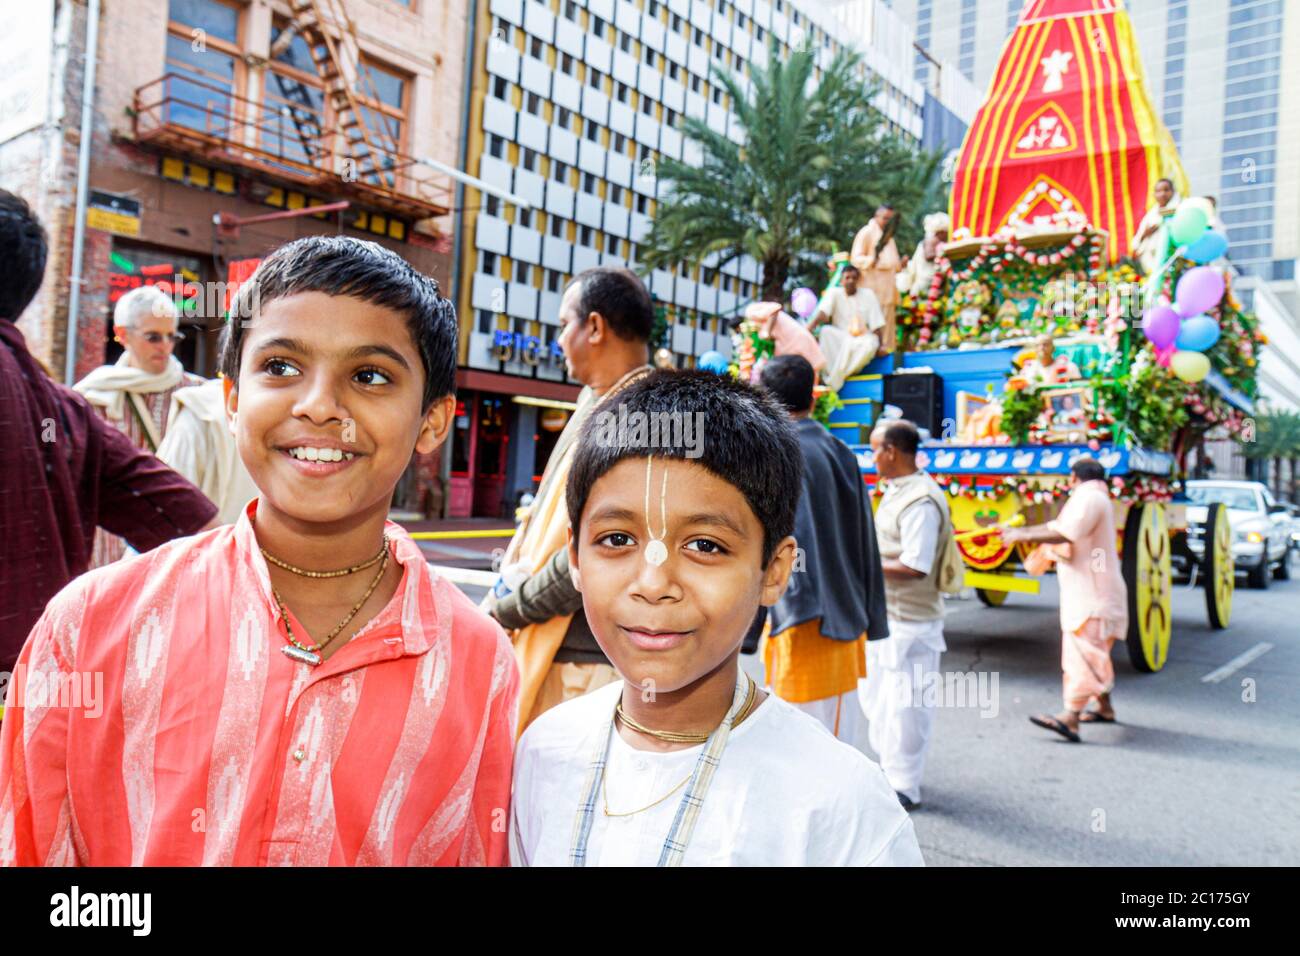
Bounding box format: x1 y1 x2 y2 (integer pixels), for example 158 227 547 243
261 539 388 578
603 678 759 817
614 677 758 744
272 539 389 666
602 770 692 818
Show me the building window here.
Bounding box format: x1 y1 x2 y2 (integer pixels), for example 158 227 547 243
165 0 241 134
691 75 702 93
693 27 705 47
488 134 505 159
485 195 500 217
619 32 633 54
587 67 603 89
564 1 579 22
641 95 654 115
664 108 678 129
482 251 498 275
668 62 680 81
613 132 627 152
550 217 563 238
643 45 655 66
557 107 572 128
552 160 569 183
583 172 598 194
580 225 594 246
522 148 539 172
547 269 564 292
493 76 509 100
636 194 649 214
492 16 512 42
608 184 623 205
265 17 325 164
531 37 544 59
516 263 532 286
585 119 600 142
526 92 542 115
607 234 620 254
616 82 630 103
561 53 575 76
355 60 408 186
590 16 606 39
517 207 533 229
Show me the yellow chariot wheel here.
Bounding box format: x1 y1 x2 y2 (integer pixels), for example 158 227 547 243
1203 503 1233 630
1122 503 1173 673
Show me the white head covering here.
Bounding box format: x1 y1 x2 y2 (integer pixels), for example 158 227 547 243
923 212 951 237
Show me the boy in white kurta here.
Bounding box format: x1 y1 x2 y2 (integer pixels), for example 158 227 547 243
509 370 923 866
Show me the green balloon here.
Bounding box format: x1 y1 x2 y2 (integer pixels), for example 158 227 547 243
1169 205 1209 246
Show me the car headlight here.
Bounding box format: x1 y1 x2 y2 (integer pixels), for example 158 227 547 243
1235 530 1264 544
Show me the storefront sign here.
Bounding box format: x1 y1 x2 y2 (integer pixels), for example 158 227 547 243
492 329 565 366
108 247 204 314
87 191 142 238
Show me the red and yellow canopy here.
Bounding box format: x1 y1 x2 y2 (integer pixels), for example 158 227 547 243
949 0 1188 260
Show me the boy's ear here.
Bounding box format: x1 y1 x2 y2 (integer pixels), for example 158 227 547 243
223 375 238 436
566 527 582 593
414 394 456 456
759 535 798 607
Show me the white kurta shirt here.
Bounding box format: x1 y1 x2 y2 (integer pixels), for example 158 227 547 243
510 681 924 866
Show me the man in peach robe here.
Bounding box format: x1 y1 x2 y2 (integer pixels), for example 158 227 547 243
851 205 903 354
1004 457 1128 742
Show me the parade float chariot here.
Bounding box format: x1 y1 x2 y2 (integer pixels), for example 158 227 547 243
727 0 1265 673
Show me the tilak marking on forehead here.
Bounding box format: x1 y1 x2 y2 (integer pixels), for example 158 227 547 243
643 454 669 567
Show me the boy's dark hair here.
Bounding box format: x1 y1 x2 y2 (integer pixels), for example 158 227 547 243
0 190 49 322
759 354 815 414
1155 177 1173 189
841 263 860 277
567 267 654 343
220 236 458 409
1071 456 1106 483
878 419 920 456
566 369 801 565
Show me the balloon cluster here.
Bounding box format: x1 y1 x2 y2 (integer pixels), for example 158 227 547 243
697 350 729 375
791 287 818 319
1139 205 1229 383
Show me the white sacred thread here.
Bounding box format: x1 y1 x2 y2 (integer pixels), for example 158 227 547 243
643 455 669 566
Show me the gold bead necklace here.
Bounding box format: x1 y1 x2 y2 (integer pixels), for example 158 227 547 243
260 538 388 578
270 538 390 666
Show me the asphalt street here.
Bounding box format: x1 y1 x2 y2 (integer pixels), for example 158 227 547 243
454 555 1300 866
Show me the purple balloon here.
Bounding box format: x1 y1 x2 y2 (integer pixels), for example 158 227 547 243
1175 267 1226 317
791 287 818 318
1142 305 1181 349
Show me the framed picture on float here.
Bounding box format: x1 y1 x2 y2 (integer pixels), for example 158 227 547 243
1042 387 1090 443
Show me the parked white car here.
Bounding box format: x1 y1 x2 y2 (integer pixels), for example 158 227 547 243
1184 480 1291 589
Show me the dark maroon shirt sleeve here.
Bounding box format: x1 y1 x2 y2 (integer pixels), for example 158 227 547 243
91 410 218 550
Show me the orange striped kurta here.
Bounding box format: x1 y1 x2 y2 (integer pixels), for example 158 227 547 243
0 502 519 866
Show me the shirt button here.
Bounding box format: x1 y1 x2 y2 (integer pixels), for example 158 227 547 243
292 747 306 762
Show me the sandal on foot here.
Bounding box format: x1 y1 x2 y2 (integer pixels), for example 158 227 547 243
1078 710 1117 724
1029 713 1081 742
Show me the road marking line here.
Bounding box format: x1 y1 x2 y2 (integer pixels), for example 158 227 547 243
1201 642 1274 684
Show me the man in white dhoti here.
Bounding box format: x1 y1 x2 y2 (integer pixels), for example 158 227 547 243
808 264 885 392
862 420 953 810
1130 178 1179 277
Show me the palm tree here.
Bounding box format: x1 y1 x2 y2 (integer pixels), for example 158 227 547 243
639 40 943 302
1240 409 1300 498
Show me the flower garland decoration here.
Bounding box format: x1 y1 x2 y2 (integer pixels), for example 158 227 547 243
923 474 1180 505
944 279 993 346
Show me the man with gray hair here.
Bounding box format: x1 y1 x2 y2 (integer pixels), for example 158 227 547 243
74 284 205 564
